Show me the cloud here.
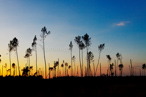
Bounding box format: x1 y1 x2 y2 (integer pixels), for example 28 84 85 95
113 21 130 26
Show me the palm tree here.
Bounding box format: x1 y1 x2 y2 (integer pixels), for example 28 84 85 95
87 51 94 76
12 37 20 76
106 55 111 76
40 26 51 79
12 63 16 76
96 43 105 76
110 63 114 76
32 35 37 75
119 64 124 76
69 41 73 76
82 33 91 76
72 56 76 76
142 64 146 76
74 36 82 76
79 41 85 77
8 40 13 76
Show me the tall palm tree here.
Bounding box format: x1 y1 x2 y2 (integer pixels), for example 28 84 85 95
8 40 13 76
40 26 50 79
32 35 37 74
79 41 85 77
12 37 20 76
87 51 94 76
96 43 105 76
72 56 76 76
74 36 82 76
82 33 91 76
69 41 73 76
106 55 111 76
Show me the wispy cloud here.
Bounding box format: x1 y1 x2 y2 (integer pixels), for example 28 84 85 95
113 21 130 26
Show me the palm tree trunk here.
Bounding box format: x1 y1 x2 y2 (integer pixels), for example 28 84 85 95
79 49 82 77
115 60 116 76
71 50 73 76
82 50 84 77
9 52 11 76
96 51 101 76
2 65 3 76
35 46 37 76
86 48 88 76
29 57 30 76
16 48 20 76
100 63 101 76
74 60 75 76
43 38 47 79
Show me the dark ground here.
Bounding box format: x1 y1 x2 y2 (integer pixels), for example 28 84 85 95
1 76 146 97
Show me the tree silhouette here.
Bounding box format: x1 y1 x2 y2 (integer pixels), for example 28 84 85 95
40 26 50 79
11 37 20 76
82 33 91 76
8 40 13 76
87 51 94 76
72 56 76 76
79 41 85 77
24 48 32 76
32 35 37 75
96 43 105 76
69 41 73 76
74 36 82 76
110 63 114 76
142 64 146 76
106 55 111 76
12 63 16 76
118 64 124 76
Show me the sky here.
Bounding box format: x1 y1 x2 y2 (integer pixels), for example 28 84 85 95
0 0 146 77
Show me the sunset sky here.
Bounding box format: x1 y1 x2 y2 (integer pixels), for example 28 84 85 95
0 0 146 77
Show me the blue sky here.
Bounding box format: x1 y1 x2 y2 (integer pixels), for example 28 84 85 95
0 0 146 76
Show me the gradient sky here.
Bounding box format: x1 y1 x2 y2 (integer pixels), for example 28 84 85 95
0 0 146 77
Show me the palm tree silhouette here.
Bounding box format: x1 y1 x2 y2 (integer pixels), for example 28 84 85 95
96 43 105 76
24 48 32 76
82 33 91 76
11 37 20 76
110 63 114 76
106 55 111 76
87 51 94 76
72 56 76 76
12 63 16 76
79 41 85 77
8 40 13 76
69 41 73 76
74 36 82 76
32 35 37 76
40 26 51 79
116 53 120 76
118 64 124 76
142 64 146 76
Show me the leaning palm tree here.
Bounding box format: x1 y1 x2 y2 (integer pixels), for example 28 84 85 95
69 41 73 76
40 26 51 79
106 55 112 76
8 40 13 76
32 35 37 75
12 37 20 76
82 33 91 76
74 36 82 76
96 43 105 76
